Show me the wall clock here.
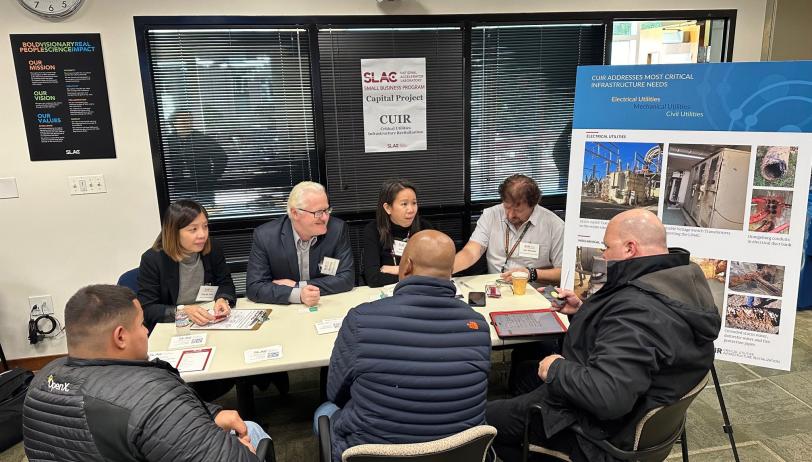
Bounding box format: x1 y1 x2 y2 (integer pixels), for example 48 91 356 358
18 0 85 20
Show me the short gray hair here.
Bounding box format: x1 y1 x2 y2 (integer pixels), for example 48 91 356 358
287 181 326 217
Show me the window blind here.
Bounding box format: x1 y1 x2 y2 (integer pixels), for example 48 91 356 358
147 28 316 220
470 24 605 201
318 27 466 213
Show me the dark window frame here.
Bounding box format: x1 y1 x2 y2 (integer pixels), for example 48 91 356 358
134 9 737 239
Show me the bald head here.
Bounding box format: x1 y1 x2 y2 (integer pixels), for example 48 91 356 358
399 230 456 280
603 209 668 261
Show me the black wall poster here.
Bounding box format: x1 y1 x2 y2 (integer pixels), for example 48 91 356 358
11 34 116 161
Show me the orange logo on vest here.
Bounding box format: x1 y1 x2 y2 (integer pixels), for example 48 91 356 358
467 321 479 330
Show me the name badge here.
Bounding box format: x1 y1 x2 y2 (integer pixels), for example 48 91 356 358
320 257 340 276
195 285 218 302
393 239 407 257
518 242 540 259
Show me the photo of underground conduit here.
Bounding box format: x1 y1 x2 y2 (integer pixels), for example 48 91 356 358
750 190 792 233
761 147 790 180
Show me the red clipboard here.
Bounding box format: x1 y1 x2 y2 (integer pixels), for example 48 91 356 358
489 309 568 338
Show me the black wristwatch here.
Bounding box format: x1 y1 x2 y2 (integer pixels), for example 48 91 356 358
527 266 537 283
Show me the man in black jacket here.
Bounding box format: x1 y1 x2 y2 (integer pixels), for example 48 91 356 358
23 284 268 462
487 209 722 462
246 181 354 305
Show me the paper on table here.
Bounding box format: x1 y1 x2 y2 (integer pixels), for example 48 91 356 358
168 333 207 350
148 346 216 373
149 350 182 365
315 317 344 335
244 345 283 364
368 286 395 302
177 347 214 373
191 309 267 330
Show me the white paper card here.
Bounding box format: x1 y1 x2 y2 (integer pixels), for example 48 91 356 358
191 309 267 330
393 239 407 257
168 333 207 350
148 346 215 373
518 242 540 259
195 285 218 302
320 257 340 276
148 350 182 365
244 345 283 364
315 317 344 335
176 348 214 373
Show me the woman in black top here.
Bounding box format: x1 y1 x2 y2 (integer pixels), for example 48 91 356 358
137 200 236 333
362 179 432 287
137 200 238 401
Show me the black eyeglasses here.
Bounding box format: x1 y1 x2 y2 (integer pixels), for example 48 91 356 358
297 207 333 219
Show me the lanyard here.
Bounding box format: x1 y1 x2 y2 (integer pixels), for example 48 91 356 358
503 221 531 269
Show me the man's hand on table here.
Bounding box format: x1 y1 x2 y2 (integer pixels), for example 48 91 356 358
499 267 528 282
301 285 321 306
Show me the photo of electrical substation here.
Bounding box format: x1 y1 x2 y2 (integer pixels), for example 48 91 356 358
580 142 662 220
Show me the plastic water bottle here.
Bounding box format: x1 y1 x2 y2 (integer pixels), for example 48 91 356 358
175 305 191 335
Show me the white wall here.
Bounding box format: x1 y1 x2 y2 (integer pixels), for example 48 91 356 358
0 0 768 360
769 0 812 60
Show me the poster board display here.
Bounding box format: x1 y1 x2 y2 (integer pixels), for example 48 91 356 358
563 61 812 370
10 34 116 161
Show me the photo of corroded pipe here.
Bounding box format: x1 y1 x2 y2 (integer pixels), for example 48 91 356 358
760 146 790 180
728 261 785 297
754 145 798 188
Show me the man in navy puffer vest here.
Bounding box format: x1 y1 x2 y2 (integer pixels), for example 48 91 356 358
319 230 492 461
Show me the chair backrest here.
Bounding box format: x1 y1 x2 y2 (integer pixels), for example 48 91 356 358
341 425 497 462
634 372 710 451
117 268 139 294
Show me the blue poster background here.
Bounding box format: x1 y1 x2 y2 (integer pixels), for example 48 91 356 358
573 61 812 133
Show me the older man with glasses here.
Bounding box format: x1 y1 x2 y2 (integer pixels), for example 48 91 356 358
247 181 354 306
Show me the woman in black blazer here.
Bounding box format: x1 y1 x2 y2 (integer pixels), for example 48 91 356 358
138 200 236 333
137 200 238 401
362 179 432 287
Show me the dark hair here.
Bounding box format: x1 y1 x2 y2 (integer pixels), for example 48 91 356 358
376 179 422 248
498 174 542 206
153 200 211 261
65 285 138 350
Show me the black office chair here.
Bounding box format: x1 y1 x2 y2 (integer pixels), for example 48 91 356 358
319 415 496 462
523 373 710 462
255 437 277 462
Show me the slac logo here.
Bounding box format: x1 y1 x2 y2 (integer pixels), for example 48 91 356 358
47 374 70 393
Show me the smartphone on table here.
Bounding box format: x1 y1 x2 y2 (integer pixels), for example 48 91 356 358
468 291 487 307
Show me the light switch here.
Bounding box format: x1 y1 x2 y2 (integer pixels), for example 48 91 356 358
69 174 107 195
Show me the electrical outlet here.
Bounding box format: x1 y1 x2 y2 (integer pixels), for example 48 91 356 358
29 295 54 316
69 174 107 195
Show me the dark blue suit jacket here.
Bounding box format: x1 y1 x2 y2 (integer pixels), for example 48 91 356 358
246 215 355 304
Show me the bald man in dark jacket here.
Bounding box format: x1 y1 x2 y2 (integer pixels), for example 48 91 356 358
321 231 492 461
487 209 722 462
